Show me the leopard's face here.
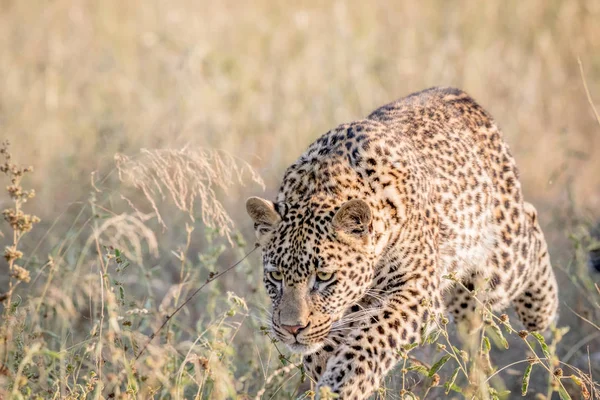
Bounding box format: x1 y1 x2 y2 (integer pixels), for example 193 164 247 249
262 230 374 354
246 197 376 354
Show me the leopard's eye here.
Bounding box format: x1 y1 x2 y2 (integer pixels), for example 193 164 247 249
316 271 334 282
268 271 283 282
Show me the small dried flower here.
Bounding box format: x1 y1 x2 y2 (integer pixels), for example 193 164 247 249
4 246 23 262
500 314 509 323
84 372 98 393
2 208 40 232
197 356 209 370
518 330 529 339
431 373 440 386
6 185 22 199
10 265 30 283
47 255 56 271
581 382 590 399
553 368 563 378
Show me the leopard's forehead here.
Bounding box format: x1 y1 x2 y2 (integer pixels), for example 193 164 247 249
262 204 339 283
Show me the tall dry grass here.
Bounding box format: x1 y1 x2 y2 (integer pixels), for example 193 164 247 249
0 142 281 398
115 148 264 244
1 0 600 398
2 1 599 215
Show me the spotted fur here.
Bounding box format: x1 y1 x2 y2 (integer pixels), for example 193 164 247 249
246 87 558 399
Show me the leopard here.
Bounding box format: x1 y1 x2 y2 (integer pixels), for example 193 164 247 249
245 87 558 399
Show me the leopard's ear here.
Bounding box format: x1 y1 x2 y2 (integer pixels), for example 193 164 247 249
332 199 372 246
246 197 281 244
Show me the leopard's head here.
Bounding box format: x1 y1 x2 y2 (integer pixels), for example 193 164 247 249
246 196 376 354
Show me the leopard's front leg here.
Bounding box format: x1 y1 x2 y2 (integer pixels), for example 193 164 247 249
316 274 443 399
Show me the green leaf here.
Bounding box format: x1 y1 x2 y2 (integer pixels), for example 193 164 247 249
570 375 583 386
482 336 491 353
446 384 462 393
444 367 460 394
557 385 572 400
403 342 419 351
425 329 442 344
428 354 451 377
489 388 511 400
530 332 551 359
489 322 509 349
522 364 533 396
115 249 121 257
407 365 429 376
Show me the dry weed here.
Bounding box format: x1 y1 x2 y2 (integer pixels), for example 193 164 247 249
115 147 264 245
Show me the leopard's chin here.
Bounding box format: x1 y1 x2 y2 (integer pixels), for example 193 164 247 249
286 341 324 355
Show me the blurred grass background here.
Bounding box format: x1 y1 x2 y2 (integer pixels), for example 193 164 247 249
3 0 600 216
1 0 600 398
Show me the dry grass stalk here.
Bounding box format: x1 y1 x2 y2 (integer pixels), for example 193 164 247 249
115 147 264 245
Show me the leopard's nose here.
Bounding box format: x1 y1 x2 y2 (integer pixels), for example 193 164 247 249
281 323 308 335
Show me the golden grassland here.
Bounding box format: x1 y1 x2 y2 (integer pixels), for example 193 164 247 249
1 0 600 398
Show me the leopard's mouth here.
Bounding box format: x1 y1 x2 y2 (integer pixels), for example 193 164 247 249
272 327 327 354
286 341 324 355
